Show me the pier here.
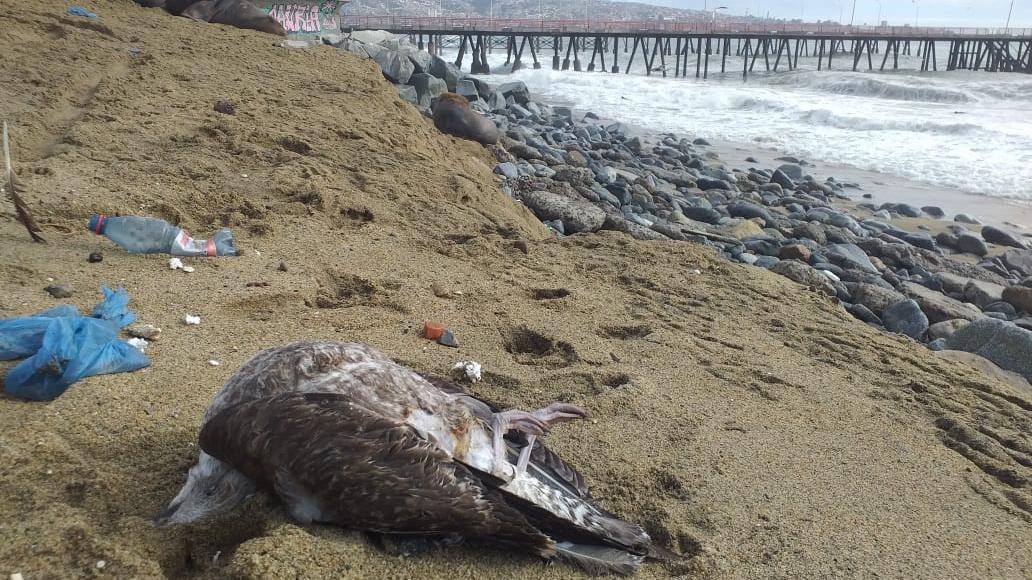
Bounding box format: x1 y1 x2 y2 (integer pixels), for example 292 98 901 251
344 17 1032 78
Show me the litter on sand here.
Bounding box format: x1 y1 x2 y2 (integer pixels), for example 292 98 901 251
0 287 150 400
89 214 237 257
65 6 98 18
451 360 482 383
183 314 201 325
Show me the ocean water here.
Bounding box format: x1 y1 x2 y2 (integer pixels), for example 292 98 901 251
463 44 1032 201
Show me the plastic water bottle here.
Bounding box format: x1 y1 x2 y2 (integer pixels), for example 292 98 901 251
87 214 237 257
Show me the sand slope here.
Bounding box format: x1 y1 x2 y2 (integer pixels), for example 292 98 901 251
0 2 1029 578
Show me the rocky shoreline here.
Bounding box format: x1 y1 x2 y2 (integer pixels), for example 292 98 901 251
336 31 1032 389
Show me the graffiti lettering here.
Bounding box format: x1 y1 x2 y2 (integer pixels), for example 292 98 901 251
264 1 340 34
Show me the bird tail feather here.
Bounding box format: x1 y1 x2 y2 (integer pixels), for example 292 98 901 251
555 541 645 576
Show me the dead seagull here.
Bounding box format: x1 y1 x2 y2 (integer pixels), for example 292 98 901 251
157 341 653 574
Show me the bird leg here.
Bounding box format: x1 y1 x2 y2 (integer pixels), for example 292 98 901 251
491 403 586 480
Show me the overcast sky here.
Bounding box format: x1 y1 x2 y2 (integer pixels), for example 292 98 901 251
634 0 1029 28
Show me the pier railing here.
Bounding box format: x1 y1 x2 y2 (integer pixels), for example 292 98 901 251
344 16 1032 38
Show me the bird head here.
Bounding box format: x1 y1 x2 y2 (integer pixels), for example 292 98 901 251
154 451 256 525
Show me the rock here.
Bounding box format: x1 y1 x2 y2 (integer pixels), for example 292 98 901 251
956 232 988 256
1001 249 1032 275
826 243 879 274
771 260 836 296
373 48 415 84
693 137 711 146
406 47 433 74
776 164 803 180
882 299 928 340
755 256 780 269
927 338 948 351
455 79 479 101
409 73 446 108
496 81 531 105
903 233 937 252
770 169 795 191
935 231 959 249
962 279 1005 309
697 176 731 191
984 301 1017 318
44 283 73 299
848 303 882 325
277 261 288 272
213 99 236 115
895 204 922 218
676 206 718 225
727 202 774 223
437 329 459 348
520 190 605 234
429 55 461 91
928 319 969 341
954 213 981 225
720 219 765 240
944 317 1032 381
934 350 1030 394
982 225 1027 249
564 150 589 168
778 244 811 262
394 84 418 105
921 206 945 218
600 214 668 241
793 222 827 245
936 272 972 294
126 324 162 340
494 162 518 179
852 283 907 315
87 251 103 263
1002 285 1032 314
901 281 983 323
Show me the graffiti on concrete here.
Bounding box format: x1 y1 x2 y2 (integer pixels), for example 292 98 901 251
263 0 341 35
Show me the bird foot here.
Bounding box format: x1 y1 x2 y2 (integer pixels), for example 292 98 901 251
491 403 586 480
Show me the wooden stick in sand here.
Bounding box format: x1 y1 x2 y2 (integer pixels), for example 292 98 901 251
2 121 46 243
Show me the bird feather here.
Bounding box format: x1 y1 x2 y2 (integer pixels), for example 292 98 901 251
2 122 46 243
554 541 645 577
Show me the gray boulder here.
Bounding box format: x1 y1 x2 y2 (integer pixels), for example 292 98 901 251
826 243 879 274
770 169 795 191
956 232 988 256
944 317 1032 381
776 164 803 180
429 56 461 91
852 283 907 316
882 299 928 340
1002 285 1032 314
1001 249 1032 275
404 47 434 74
982 225 1028 249
456 79 479 101
954 213 981 225
374 48 415 84
901 281 983 323
520 190 605 234
496 81 531 105
928 318 970 341
962 279 1005 309
394 84 417 105
409 73 446 108
727 201 774 224
771 260 836 296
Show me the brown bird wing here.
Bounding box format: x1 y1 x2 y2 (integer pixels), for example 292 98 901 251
421 373 590 498
199 391 556 557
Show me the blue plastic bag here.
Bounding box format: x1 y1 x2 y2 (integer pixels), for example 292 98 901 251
65 6 98 18
92 286 137 327
0 305 79 360
0 287 150 401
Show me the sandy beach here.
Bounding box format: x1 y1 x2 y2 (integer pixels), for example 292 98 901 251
1 2 1030 579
